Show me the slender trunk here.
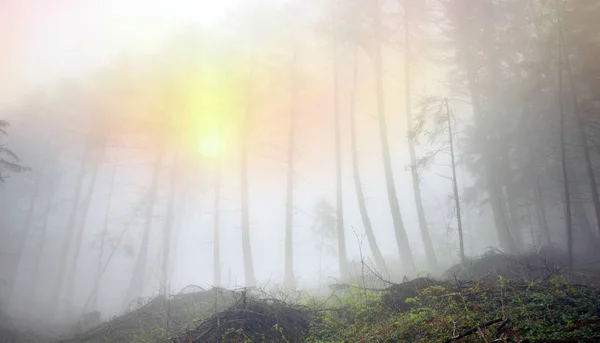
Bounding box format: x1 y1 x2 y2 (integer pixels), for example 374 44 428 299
240 52 257 287
573 201 596 249
50 141 91 315
26 175 55 310
526 200 536 247
284 45 297 289
404 2 437 269
64 142 105 312
160 153 178 298
503 184 524 251
446 100 465 265
90 161 118 311
558 22 573 266
528 138 552 244
562 33 600 235
333 5 349 280
349 46 387 274
213 144 222 287
373 1 415 274
122 145 164 310
7 172 42 304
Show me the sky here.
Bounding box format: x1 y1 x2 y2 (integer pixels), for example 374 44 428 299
0 0 240 101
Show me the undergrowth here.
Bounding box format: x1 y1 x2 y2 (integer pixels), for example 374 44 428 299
304 276 600 343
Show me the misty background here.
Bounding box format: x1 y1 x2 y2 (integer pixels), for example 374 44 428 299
0 0 598 329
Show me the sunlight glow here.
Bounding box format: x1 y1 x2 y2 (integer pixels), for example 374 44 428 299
198 129 222 158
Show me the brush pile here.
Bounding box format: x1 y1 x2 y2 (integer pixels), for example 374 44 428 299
179 296 312 343
443 246 600 285
60 287 237 343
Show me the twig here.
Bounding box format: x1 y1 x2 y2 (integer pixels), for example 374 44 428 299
495 318 510 338
442 318 503 343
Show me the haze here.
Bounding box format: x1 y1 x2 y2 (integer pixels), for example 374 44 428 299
1 0 598 335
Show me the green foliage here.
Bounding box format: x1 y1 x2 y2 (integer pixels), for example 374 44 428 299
305 279 600 343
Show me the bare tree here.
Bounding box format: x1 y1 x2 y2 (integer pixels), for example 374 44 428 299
348 45 386 274
403 0 437 269
240 51 257 287
373 0 415 274
445 99 465 265
332 0 349 280
284 36 299 289
557 9 573 266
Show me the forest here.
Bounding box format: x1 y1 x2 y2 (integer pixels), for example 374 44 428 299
0 0 599 342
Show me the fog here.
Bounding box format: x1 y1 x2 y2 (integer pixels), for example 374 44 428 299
1 0 598 333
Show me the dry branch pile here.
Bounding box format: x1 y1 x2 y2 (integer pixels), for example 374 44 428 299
179 297 312 343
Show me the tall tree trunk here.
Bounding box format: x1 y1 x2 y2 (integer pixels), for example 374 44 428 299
63 141 105 313
333 4 349 280
284 45 298 289
7 172 42 306
373 1 415 274
240 52 257 287
446 99 465 265
349 46 387 274
23 175 53 313
562 33 600 235
122 145 164 310
572 201 596 250
528 137 552 244
49 141 92 315
160 153 178 298
213 144 222 287
403 1 437 269
525 200 536 246
558 22 573 266
90 160 118 311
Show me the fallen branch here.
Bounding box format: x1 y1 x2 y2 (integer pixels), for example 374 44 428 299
443 318 503 343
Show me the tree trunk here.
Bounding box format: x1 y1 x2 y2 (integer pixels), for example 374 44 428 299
90 161 118 311
333 6 349 280
213 145 222 287
160 153 178 298
446 99 466 265
63 141 105 312
562 33 600 235
240 52 257 287
122 145 164 310
373 1 415 274
24 175 54 311
558 23 573 266
528 137 552 245
7 172 42 306
49 141 92 315
572 201 596 250
284 45 298 289
403 1 437 269
349 45 387 275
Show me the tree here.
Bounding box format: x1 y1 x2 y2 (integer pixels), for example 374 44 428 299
0 120 30 182
283 28 299 289
332 0 350 281
240 50 257 288
372 0 416 274
311 198 338 283
348 45 387 275
402 0 437 269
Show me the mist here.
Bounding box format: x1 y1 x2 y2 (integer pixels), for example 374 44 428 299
1 0 599 339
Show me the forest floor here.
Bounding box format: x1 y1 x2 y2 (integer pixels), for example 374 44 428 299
3 247 600 343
